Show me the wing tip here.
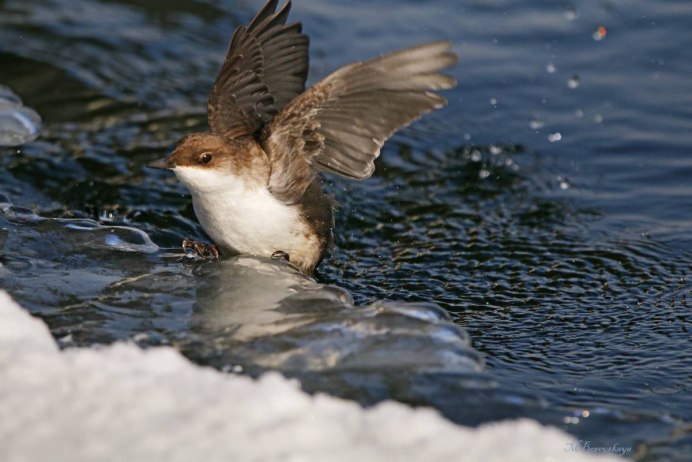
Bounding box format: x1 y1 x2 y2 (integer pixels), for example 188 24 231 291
250 0 295 31
250 0 279 28
404 40 458 57
429 74 457 91
426 92 449 109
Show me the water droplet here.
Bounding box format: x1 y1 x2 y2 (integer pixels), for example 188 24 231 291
99 209 119 223
567 74 580 89
463 133 471 141
530 118 545 130
489 145 502 155
478 169 490 179
489 97 498 106
546 63 557 74
0 85 42 147
592 26 607 41
575 109 584 118
548 132 562 142
557 176 571 190
593 113 604 123
564 4 578 21
470 150 482 162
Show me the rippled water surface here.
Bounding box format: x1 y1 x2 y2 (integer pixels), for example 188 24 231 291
1 0 690 460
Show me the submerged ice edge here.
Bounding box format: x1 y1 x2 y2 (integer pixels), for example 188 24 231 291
0 290 627 462
1 195 159 254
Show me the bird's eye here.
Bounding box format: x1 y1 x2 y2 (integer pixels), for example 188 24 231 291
199 152 213 164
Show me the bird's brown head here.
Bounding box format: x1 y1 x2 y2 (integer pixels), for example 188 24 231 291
148 133 269 194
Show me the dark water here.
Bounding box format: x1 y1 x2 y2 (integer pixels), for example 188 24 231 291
1 0 691 460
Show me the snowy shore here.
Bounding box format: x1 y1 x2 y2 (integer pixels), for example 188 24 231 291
0 290 625 462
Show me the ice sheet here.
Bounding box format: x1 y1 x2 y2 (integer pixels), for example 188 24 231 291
0 290 625 462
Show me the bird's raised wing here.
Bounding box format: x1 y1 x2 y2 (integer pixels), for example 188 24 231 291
208 0 309 138
262 41 457 204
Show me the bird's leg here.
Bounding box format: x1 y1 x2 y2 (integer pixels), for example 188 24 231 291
182 238 220 260
271 250 290 262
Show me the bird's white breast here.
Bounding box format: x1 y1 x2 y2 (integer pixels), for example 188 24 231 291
172 166 308 258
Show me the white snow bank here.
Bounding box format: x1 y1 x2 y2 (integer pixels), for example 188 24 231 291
0 290 625 462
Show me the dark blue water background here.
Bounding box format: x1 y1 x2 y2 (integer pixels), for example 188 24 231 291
1 0 690 460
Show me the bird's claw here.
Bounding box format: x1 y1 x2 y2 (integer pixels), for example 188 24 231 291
182 238 220 260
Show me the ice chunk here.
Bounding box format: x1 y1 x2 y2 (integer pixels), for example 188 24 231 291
0 85 42 147
1 202 159 255
78 224 160 253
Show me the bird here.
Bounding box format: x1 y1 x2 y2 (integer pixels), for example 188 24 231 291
148 0 457 275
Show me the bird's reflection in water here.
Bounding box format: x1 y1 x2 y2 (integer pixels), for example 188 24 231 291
190 256 352 343
186 256 481 374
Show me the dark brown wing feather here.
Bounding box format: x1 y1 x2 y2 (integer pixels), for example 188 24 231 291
263 41 458 203
208 0 309 138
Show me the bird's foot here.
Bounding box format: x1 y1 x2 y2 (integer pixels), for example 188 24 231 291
271 250 290 262
182 238 220 260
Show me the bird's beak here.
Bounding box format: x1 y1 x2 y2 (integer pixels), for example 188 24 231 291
147 157 174 169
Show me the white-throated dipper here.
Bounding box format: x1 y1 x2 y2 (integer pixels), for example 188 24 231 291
149 0 457 274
